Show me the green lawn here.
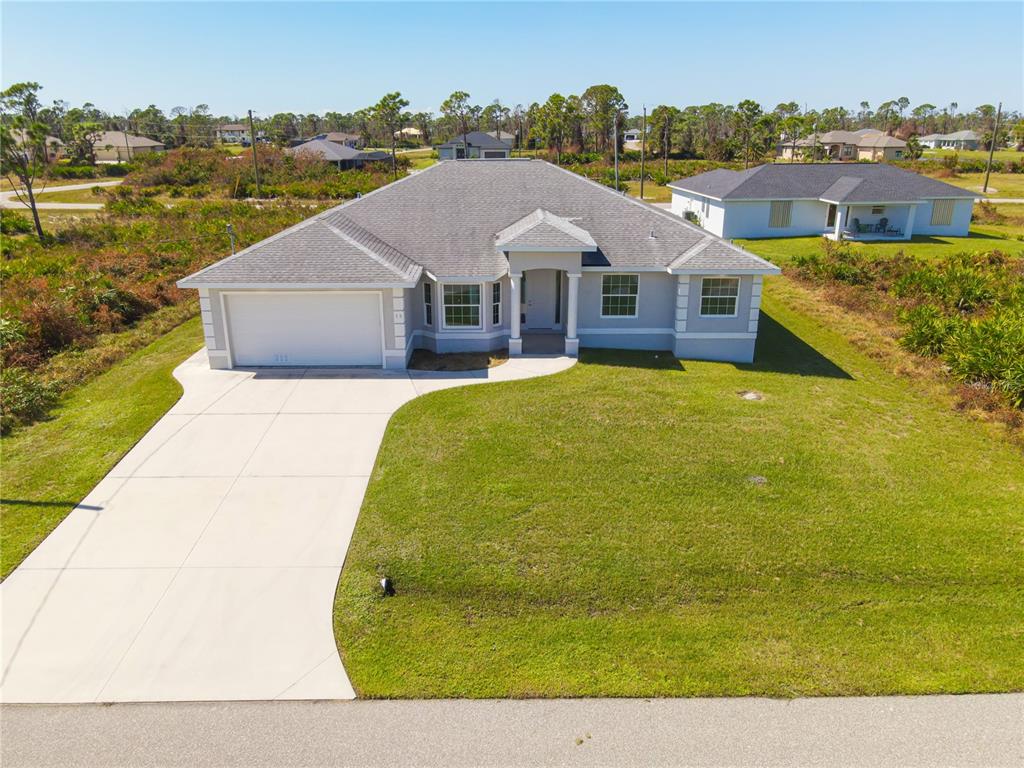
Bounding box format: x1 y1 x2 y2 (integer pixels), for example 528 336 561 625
737 222 1024 266
33 186 109 204
624 180 672 202
334 279 1024 698
0 318 204 579
923 148 1022 164
944 172 1024 198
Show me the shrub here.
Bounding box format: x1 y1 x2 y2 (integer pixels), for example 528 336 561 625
943 308 1024 407
1 209 34 235
899 304 962 355
0 366 59 435
47 165 98 180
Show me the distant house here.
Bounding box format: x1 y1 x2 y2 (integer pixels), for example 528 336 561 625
435 131 511 160
286 139 388 170
91 131 164 162
669 163 974 241
777 129 907 162
10 129 63 162
485 129 515 145
216 123 250 143
397 127 423 140
918 130 981 151
316 132 362 148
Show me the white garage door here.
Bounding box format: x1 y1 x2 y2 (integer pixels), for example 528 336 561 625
225 292 383 367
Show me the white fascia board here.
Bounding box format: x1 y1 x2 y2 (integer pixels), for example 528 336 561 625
176 280 419 290
667 186 725 202
499 245 597 253
429 272 506 283
580 266 672 273
668 266 782 276
819 198 923 206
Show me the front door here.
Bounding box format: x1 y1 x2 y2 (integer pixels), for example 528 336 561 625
826 203 837 227
522 269 560 330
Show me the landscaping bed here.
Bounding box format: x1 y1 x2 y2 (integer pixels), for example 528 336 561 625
334 284 1024 697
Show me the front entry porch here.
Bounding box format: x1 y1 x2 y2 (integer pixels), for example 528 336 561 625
824 202 918 242
508 267 580 357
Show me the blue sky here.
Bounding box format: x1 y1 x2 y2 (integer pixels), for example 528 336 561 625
3 2 1021 117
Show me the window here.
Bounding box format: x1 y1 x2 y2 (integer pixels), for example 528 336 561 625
931 199 954 226
768 200 793 228
443 284 480 327
601 274 638 317
423 281 433 326
492 282 501 325
871 206 885 215
700 277 740 317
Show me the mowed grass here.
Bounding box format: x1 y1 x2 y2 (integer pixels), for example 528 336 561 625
0 318 204 579
923 148 1022 164
942 172 1024 198
736 220 1024 266
624 180 672 202
334 281 1024 698
32 186 109 204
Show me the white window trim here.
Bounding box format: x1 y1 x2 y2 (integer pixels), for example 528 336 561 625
699 276 740 319
600 273 640 319
440 281 484 330
491 281 502 326
423 280 433 326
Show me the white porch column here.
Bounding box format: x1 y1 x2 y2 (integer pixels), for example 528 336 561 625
904 204 917 241
833 205 848 240
564 272 581 356
509 272 522 355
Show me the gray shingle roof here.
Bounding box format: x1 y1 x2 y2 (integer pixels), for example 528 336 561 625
180 160 777 287
287 139 363 161
669 163 975 203
495 209 597 250
178 217 421 287
93 131 163 149
436 131 512 150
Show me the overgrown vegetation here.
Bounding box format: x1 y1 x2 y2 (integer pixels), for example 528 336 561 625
0 199 324 432
792 240 1024 417
125 146 407 200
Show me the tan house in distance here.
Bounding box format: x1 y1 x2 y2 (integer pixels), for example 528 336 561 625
92 131 165 162
778 128 907 162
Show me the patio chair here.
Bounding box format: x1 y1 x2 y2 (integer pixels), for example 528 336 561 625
851 217 862 234
877 217 888 234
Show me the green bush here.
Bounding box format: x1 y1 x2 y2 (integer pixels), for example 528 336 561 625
943 308 1024 407
0 209 34 235
0 367 59 435
47 165 98 180
899 305 963 355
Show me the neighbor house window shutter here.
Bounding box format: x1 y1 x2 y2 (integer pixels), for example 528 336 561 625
930 199 954 226
769 200 793 228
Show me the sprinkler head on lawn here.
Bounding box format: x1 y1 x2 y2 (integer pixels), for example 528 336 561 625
380 577 396 597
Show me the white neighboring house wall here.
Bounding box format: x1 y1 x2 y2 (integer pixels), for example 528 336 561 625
912 199 974 237
670 191 727 237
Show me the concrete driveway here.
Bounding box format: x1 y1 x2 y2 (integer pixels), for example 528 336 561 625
0 180 122 210
0 351 575 703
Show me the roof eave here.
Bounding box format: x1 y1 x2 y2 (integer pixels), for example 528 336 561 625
176 278 421 290
668 266 782 276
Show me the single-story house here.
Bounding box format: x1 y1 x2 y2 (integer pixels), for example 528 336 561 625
91 131 164 162
777 129 907 162
10 129 63 161
918 130 981 151
317 132 362 148
669 163 975 241
397 127 423 140
216 123 250 143
286 139 388 170
436 131 511 160
177 159 780 370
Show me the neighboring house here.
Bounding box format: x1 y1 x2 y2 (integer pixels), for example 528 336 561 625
317 132 362 148
10 129 63 161
485 129 515 144
177 159 780 370
669 163 974 241
217 123 250 143
623 127 648 150
91 131 164 162
286 139 388 170
777 129 907 161
918 130 982 150
397 127 424 140
436 131 511 159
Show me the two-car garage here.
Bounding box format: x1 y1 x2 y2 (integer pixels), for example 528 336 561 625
223 292 384 367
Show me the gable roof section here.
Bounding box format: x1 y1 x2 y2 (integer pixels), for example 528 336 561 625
670 163 975 203
178 215 421 288
495 209 598 251
436 131 511 149
179 160 777 288
287 139 362 161
93 131 163 148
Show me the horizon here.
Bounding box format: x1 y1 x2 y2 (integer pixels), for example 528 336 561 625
2 1 1022 117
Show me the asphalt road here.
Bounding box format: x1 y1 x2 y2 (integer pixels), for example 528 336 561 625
3 695 1021 767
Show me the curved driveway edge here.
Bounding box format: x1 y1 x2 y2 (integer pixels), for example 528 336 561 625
0 350 576 703
0 180 122 210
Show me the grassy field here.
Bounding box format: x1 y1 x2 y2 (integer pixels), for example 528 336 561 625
737 227 1023 266
624 180 672 202
0 318 204 579
334 278 1024 698
401 148 438 171
1 176 123 192
923 148 1022 164
32 186 110 204
942 172 1024 198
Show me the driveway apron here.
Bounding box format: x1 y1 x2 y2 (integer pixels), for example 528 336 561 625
1 351 574 703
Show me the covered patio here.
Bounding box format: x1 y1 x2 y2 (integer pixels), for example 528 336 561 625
825 202 918 242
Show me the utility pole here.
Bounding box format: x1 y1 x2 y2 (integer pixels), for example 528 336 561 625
983 102 1002 194
248 109 262 199
663 115 669 177
639 106 647 200
123 118 133 162
613 112 619 192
